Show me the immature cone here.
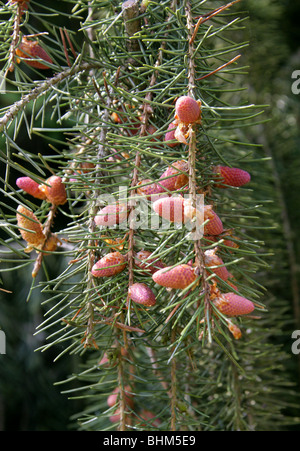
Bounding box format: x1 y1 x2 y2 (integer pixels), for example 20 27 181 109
91 252 126 278
128 283 156 307
158 160 189 192
153 196 200 225
39 176 67 205
95 203 129 227
175 96 201 124
16 36 53 70
164 122 179 147
16 177 46 200
213 166 251 188
16 205 45 249
204 206 223 236
152 196 185 223
214 293 255 317
137 179 165 201
204 249 232 281
135 250 166 275
153 264 197 290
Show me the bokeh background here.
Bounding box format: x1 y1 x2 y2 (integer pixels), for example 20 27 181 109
0 0 300 430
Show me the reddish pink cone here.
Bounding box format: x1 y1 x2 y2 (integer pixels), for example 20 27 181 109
137 179 166 200
158 160 189 192
153 264 197 290
91 252 126 278
16 177 47 200
153 196 185 223
95 203 129 227
204 206 223 235
175 96 201 124
128 283 156 307
135 250 166 274
204 249 231 281
213 166 251 188
164 122 179 147
214 293 255 317
39 176 67 205
16 36 52 70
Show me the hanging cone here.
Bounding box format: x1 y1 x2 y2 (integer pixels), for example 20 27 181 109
153 264 197 290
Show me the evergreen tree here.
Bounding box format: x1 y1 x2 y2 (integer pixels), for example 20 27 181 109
0 0 298 431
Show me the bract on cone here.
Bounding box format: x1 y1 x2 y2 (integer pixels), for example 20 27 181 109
152 196 185 223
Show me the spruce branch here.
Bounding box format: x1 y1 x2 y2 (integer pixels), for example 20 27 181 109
0 61 102 133
186 1 211 337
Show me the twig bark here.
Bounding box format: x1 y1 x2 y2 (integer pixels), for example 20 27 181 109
122 0 141 54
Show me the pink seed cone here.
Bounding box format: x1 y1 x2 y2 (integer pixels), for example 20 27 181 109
213 166 251 188
164 122 179 147
158 160 189 192
214 293 255 317
135 250 166 274
16 177 47 200
175 96 201 124
91 252 126 278
128 283 156 307
39 176 67 205
16 37 53 70
95 203 129 227
16 205 45 247
152 264 196 290
204 206 223 235
153 196 185 223
137 179 166 200
204 249 231 281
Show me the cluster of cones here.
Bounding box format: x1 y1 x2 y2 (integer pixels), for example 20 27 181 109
16 175 66 259
91 96 255 336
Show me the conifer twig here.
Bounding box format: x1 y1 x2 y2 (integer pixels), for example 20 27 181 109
186 2 211 324
8 1 22 72
0 61 102 133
